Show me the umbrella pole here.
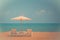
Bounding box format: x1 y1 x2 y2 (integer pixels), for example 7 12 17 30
20 20 23 31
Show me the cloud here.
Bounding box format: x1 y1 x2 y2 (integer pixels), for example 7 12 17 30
36 9 46 15
39 10 46 13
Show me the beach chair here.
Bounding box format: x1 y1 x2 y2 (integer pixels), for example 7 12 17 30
26 29 32 37
10 29 17 37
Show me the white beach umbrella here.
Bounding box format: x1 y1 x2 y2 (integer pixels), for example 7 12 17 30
11 16 31 30
11 16 31 21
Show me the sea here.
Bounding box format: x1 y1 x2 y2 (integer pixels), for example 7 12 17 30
0 23 60 32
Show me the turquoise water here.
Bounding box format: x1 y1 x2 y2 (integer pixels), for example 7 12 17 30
0 23 60 32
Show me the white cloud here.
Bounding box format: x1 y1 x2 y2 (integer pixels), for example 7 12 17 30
36 9 46 15
40 10 46 13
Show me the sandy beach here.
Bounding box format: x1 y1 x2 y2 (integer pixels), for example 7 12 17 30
0 32 60 40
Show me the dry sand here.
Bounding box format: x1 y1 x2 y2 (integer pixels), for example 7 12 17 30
0 32 60 40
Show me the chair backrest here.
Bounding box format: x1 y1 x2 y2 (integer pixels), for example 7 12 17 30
27 29 32 33
11 29 17 34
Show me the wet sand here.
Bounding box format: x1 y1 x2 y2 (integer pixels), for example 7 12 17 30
0 32 60 40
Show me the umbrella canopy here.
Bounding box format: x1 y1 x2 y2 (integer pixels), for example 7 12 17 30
11 16 31 21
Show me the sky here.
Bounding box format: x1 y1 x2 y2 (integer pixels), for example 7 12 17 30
0 0 60 23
